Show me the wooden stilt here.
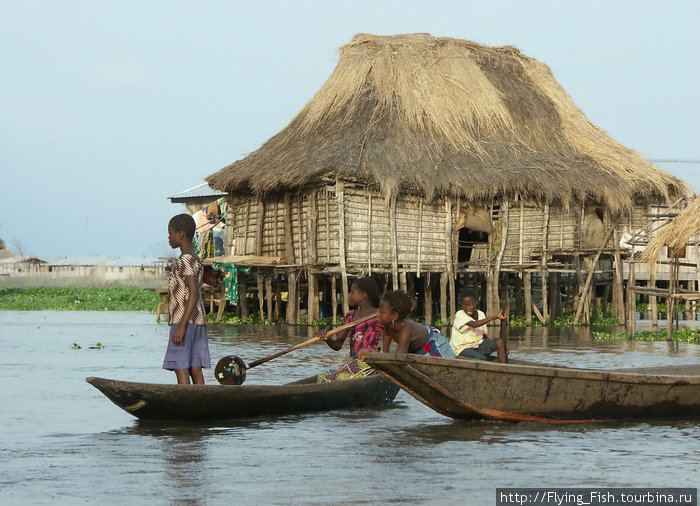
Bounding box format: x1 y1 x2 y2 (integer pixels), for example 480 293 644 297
307 271 317 323
216 283 227 323
286 269 295 324
265 274 273 323
524 272 532 326
514 274 524 315
500 275 510 317
295 273 301 325
548 272 560 317
336 181 350 316
257 273 265 322
440 272 448 326
331 276 338 323
424 274 433 326
612 229 626 324
390 195 399 291
540 269 549 324
667 255 677 340
240 274 248 324
540 204 550 324
274 276 281 321
601 283 610 318
445 199 456 324
649 268 658 325
628 261 636 335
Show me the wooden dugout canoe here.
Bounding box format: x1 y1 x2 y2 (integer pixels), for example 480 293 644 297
86 374 399 421
364 352 700 423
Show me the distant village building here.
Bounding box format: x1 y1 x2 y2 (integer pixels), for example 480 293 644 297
0 255 168 287
205 33 688 325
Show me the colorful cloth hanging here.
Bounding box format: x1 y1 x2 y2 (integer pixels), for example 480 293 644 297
212 262 252 304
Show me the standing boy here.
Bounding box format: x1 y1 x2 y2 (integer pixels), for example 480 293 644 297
163 214 211 384
450 291 508 363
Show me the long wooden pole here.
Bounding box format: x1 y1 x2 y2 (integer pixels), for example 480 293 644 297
336 181 349 315
540 204 550 324
524 271 532 326
390 195 399 290
573 224 616 324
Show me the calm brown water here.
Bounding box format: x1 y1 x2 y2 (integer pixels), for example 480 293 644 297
1 311 699 505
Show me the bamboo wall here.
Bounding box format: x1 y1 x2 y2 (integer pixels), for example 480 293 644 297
220 179 672 324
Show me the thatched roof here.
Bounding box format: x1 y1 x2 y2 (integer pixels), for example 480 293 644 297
208 33 687 209
641 197 700 264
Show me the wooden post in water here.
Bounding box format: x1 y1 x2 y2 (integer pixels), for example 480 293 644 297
331 276 337 323
667 262 674 341
286 268 296 324
307 271 317 323
265 274 273 323
613 228 626 324
336 181 350 316
549 272 560 318
523 271 532 326
390 195 399 291
628 261 636 335
239 274 248 324
446 200 456 324
257 273 265 321
440 272 448 325
514 274 524 315
274 276 281 321
424 273 433 326
540 204 550 324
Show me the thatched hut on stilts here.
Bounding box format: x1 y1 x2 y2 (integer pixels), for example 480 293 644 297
206 33 687 326
639 197 700 338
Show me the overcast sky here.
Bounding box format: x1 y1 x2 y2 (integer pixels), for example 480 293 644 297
1 0 698 259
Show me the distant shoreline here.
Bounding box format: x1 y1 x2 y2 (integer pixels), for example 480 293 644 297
0 287 161 312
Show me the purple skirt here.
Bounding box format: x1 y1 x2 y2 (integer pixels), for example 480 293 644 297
163 324 211 370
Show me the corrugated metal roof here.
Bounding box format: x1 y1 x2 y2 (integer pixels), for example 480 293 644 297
169 182 227 203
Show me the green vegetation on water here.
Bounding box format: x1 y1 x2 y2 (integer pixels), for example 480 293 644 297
0 287 161 311
593 328 700 344
3 287 699 345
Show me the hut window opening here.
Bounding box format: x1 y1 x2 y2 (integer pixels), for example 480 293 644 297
455 206 492 262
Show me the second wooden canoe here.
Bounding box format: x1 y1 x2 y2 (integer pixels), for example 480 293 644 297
364 352 700 423
87 374 400 421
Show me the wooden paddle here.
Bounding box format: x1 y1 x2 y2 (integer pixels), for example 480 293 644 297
215 312 378 385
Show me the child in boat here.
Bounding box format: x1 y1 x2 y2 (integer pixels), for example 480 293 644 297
317 277 384 382
450 290 508 363
162 213 211 384
359 290 455 360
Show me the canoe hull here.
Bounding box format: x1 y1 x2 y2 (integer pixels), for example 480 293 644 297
365 353 700 422
86 375 399 421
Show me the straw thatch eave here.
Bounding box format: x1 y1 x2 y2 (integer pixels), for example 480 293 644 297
207 33 687 211
641 196 700 264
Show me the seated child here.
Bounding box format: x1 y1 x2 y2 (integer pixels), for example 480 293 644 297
359 290 455 360
450 291 508 363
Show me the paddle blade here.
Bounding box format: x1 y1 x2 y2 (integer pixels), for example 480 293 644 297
215 355 247 385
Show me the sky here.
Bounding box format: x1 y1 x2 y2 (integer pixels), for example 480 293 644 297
1 0 699 259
